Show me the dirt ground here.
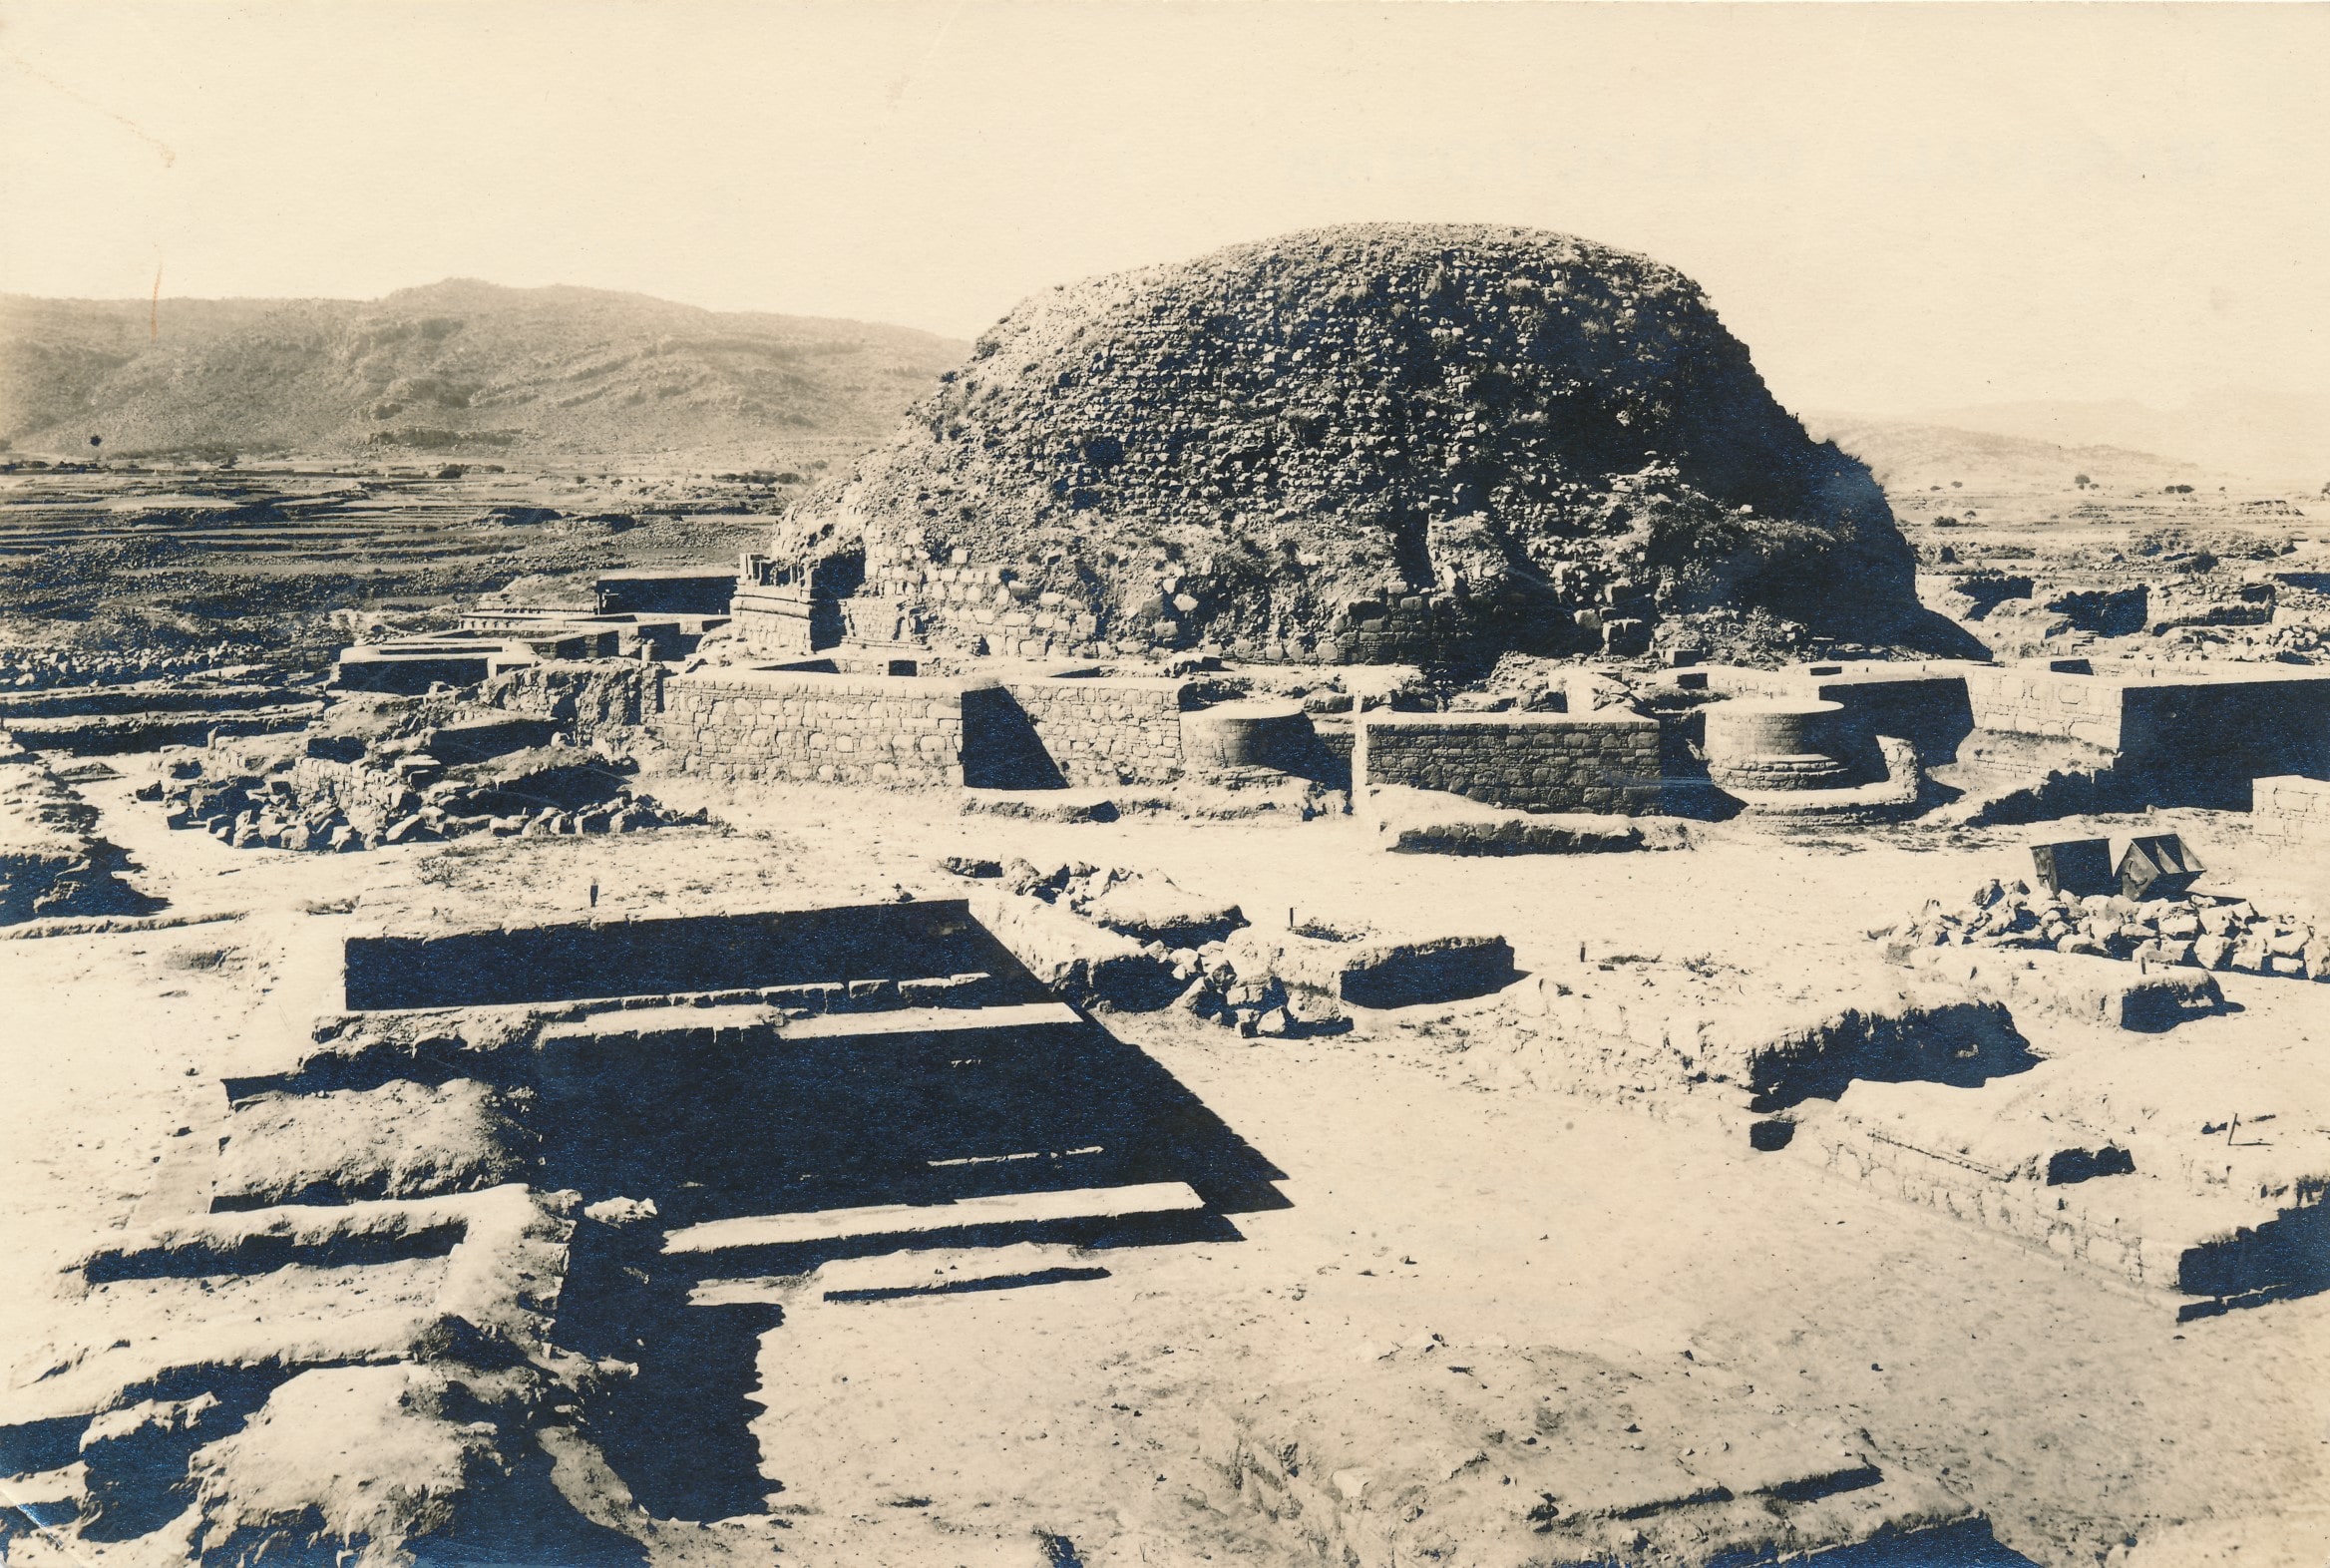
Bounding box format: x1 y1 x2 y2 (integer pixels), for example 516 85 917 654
4 763 2326 1568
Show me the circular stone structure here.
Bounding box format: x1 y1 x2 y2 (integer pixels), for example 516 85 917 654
759 223 1933 668
1179 698 1315 771
1704 698 1851 792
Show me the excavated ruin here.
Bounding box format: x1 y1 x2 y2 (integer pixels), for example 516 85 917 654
761 223 1961 668
1 893 2058 1567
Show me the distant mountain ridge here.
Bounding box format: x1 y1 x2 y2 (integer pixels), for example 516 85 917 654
0 280 970 461
1888 391 2330 489
1801 414 2241 494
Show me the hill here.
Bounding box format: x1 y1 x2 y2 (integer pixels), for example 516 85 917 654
0 281 969 461
1802 416 2231 495
1898 393 2330 490
777 222 1961 665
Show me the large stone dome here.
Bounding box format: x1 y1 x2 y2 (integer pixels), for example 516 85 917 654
765 222 1933 665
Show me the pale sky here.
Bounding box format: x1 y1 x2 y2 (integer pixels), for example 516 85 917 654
3 2 2324 419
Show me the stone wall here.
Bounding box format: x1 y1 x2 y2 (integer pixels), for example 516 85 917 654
1962 665 2129 752
999 676 1186 786
1966 663 2330 770
1356 710 1664 814
477 660 663 741
1324 591 1468 665
1702 661 1979 771
654 667 1195 789
731 584 823 659
2254 775 2330 843
656 669 967 786
1790 1110 2178 1293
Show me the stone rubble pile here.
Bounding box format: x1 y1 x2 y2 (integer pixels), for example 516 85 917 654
153 739 697 853
1896 878 2329 980
0 643 270 691
951 855 1513 1030
1173 938 1344 1040
951 856 1258 1015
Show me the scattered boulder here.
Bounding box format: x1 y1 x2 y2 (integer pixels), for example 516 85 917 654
1889 878 2323 984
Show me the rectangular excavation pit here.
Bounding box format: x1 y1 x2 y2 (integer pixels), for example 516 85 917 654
520 1005 1248 1227
171 901 1295 1535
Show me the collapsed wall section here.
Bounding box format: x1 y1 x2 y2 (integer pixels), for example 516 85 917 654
475 659 663 741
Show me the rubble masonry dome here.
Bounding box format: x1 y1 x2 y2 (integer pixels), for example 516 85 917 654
769 222 1927 667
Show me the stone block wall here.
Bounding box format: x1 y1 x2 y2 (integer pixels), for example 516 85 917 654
1966 664 2330 772
1324 591 1470 665
731 585 823 659
999 677 1186 786
656 670 967 785
1790 1112 2178 1293
2254 775 2330 843
1808 672 1978 768
1963 666 2128 753
1357 711 1664 814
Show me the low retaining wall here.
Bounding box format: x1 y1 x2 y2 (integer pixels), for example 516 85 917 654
655 667 1193 788
341 900 1021 1011
657 669 967 785
997 676 1187 786
1356 710 1663 814
1966 663 2330 775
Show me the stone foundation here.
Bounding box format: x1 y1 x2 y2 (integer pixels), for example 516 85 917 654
1355 710 1663 814
654 667 1193 789
657 669 968 786
1709 753 1853 791
1000 675 1187 786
